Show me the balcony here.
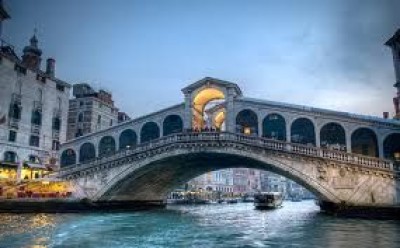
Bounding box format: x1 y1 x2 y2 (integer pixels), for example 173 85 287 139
8 118 19 129
31 124 41 135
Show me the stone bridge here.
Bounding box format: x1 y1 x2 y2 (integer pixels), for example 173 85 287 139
57 77 400 209
58 132 399 208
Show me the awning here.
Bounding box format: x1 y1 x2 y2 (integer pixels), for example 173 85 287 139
24 162 48 170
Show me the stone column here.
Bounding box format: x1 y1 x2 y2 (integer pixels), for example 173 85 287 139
315 126 321 147
225 88 235 133
258 115 263 137
183 93 192 130
378 133 385 159
345 128 352 153
286 119 292 142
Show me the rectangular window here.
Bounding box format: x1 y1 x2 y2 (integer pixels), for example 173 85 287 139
110 119 113 126
52 140 60 151
14 64 27 75
8 130 17 142
97 115 101 124
56 84 64 92
29 135 40 147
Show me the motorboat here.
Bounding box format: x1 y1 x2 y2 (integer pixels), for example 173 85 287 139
254 192 283 209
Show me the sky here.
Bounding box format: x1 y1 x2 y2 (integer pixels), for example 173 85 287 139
2 0 400 118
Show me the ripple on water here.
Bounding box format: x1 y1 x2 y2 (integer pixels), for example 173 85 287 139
0 201 399 248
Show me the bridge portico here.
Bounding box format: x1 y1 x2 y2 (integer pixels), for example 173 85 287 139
58 77 400 209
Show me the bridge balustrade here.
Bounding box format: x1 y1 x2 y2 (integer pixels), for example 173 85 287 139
59 132 394 176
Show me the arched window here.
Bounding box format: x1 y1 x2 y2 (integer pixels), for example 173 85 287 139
4 151 17 163
79 142 96 163
320 123 346 150
9 103 21 120
140 122 160 143
119 129 137 150
60 149 76 167
351 128 378 157
262 113 286 141
28 155 41 163
31 110 42 126
52 117 61 131
236 109 258 135
291 118 316 145
163 115 183 136
98 136 116 156
383 133 400 160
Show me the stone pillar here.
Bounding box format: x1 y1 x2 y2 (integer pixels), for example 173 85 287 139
225 88 235 133
345 128 352 153
286 119 292 142
183 93 192 130
258 115 263 137
378 134 385 159
315 126 321 148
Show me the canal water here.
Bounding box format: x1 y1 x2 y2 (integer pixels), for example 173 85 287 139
0 200 399 248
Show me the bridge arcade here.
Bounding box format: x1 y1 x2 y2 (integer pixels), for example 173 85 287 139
60 77 400 167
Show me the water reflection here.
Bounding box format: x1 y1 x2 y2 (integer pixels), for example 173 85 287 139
0 201 399 248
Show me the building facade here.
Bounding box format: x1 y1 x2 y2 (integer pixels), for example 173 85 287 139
0 3 71 180
0 40 71 178
66 83 122 141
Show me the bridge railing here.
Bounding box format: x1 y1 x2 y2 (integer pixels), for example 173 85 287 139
58 132 394 176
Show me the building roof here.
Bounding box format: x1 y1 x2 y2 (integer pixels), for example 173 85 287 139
240 97 400 127
0 1 10 20
181 77 242 96
385 29 400 47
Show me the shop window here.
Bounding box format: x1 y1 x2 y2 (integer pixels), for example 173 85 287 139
4 151 17 163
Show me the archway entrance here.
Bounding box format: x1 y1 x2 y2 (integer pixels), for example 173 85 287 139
98 151 337 204
192 87 226 130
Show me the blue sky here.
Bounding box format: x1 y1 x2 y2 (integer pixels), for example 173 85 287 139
3 0 400 118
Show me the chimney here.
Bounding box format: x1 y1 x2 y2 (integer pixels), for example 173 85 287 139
46 58 55 77
383 112 389 119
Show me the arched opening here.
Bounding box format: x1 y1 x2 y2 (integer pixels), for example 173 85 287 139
140 122 160 143
262 113 286 141
320 123 346 151
383 133 400 160
119 129 137 150
351 128 378 157
31 109 42 126
163 115 183 136
290 118 315 146
99 152 331 204
52 116 61 131
60 149 76 167
98 136 116 157
3 151 17 163
79 142 96 163
192 87 225 130
9 103 21 120
236 109 258 135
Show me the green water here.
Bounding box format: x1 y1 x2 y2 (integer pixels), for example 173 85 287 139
0 201 399 248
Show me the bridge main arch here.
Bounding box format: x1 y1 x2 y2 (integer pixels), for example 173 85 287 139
93 147 341 204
